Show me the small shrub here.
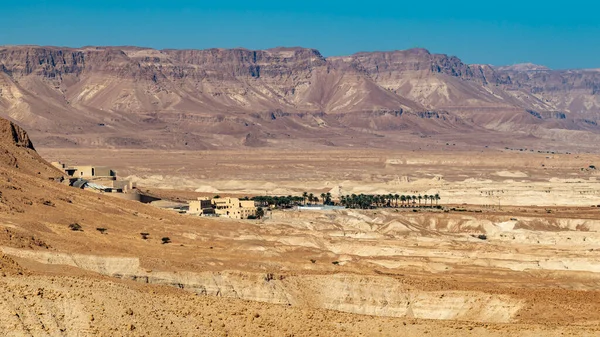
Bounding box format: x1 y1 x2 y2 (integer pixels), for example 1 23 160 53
310 259 316 264
140 233 149 240
247 215 257 220
477 234 487 240
332 261 340 265
264 273 274 282
69 223 82 231
161 237 171 244
96 228 108 234
42 200 55 207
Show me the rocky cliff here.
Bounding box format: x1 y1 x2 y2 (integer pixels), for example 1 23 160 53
0 45 599 150
0 118 61 177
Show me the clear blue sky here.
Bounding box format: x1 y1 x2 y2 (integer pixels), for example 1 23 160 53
1 0 599 69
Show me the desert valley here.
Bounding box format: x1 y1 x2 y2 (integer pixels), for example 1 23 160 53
1 44 600 336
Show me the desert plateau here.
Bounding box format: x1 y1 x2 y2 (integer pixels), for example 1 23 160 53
1 37 600 336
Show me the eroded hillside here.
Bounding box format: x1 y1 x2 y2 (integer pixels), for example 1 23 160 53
1 46 599 150
1 114 600 335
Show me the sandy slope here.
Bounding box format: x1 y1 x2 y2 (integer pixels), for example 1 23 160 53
2 121 600 335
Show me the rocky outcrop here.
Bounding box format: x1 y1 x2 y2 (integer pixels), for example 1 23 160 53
0 117 62 177
0 119 35 150
0 247 523 323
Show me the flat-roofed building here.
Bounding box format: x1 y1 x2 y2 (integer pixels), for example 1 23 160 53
188 197 213 215
52 162 116 179
188 197 256 219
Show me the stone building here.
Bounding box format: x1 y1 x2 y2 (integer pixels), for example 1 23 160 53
188 197 256 219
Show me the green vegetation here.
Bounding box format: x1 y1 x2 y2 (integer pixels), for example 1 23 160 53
69 223 82 231
255 207 265 219
252 195 304 208
252 192 441 210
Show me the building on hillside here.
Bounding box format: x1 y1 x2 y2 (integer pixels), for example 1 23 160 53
188 197 256 219
53 161 142 200
52 162 116 179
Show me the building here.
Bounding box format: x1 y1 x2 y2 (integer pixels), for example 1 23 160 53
52 162 116 180
188 197 256 219
188 197 214 215
53 161 139 198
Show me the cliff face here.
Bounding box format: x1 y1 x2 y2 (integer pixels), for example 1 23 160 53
0 118 35 150
0 117 62 177
0 45 599 150
497 68 600 119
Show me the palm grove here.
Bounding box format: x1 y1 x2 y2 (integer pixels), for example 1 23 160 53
251 192 441 209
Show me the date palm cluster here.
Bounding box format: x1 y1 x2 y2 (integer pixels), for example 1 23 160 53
250 192 440 209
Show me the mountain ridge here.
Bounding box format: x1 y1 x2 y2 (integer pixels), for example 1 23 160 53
1 45 599 150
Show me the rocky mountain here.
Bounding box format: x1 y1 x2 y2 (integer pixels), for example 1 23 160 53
0 118 61 177
495 63 551 72
0 45 599 150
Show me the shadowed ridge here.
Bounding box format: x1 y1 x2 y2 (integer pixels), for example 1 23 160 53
0 118 62 178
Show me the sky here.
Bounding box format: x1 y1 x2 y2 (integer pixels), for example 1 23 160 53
1 0 599 69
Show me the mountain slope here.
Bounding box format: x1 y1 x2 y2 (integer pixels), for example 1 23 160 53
1 45 599 150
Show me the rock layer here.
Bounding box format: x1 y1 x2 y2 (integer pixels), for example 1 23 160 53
0 45 599 149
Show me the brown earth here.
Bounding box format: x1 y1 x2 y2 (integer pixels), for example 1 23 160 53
0 119 599 335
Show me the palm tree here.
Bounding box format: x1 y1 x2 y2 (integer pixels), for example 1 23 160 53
400 195 406 207
302 192 308 205
326 192 332 205
256 207 265 219
418 194 422 207
320 193 326 205
308 193 314 205
394 194 400 208
412 195 417 207
423 195 429 207
435 193 440 206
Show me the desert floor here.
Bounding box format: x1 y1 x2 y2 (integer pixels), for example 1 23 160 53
41 148 600 205
1 147 600 335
